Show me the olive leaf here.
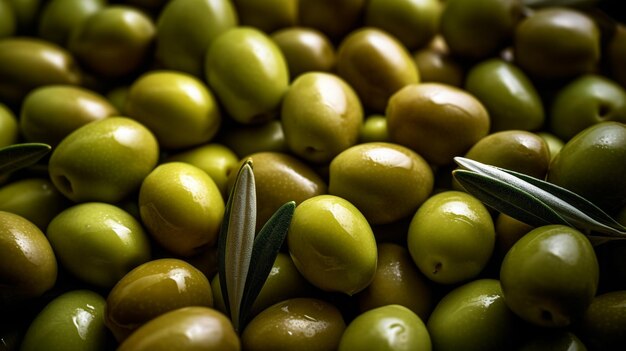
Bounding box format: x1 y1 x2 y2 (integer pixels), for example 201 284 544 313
452 157 626 242
0 143 51 175
217 159 296 333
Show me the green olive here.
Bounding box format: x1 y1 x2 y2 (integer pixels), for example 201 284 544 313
0 102 18 147
37 0 105 46
155 0 238 77
0 0 16 38
20 85 118 146
139 162 225 257
281 72 363 164
68 5 156 78
494 212 534 259
6 0 40 33
329 142 434 225
413 37 464 87
336 27 419 112
233 0 297 33
241 297 345 351
117 307 240 351
608 24 626 88
0 211 57 305
359 114 389 143
205 26 289 124
0 37 81 105
575 290 626 350
271 27 336 80
536 131 565 161
105 258 214 342
218 120 289 158
298 0 366 40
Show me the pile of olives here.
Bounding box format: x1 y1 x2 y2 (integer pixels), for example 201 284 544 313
1 0 626 350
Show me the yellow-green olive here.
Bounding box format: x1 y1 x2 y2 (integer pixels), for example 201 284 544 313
37 0 105 46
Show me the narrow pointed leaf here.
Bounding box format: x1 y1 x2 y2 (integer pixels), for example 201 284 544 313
238 201 296 329
0 143 51 175
217 159 256 332
453 169 569 228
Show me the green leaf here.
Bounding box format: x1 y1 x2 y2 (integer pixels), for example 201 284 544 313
217 159 256 332
0 143 51 175
238 201 295 329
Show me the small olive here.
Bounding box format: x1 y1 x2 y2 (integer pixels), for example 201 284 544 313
233 0 297 33
576 290 626 350
413 36 464 87
298 0 366 40
0 102 18 147
37 0 105 46
271 27 336 80
359 114 389 143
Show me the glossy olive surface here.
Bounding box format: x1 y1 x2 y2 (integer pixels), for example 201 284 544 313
576 290 626 350
413 38 464 87
117 307 240 351
241 297 346 351
218 119 288 158
37 0 105 46
271 27 335 80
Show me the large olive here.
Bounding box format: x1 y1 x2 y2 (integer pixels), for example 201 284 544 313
336 27 419 112
576 290 626 350
105 258 214 342
19 85 118 146
37 0 105 46
271 27 336 80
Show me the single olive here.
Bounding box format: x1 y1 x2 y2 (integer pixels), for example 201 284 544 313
205 27 289 125
536 131 565 161
413 36 464 87
0 37 81 105
106 86 129 114
494 212 534 259
281 72 363 164
500 225 599 327
464 58 545 132
608 24 626 88
155 0 238 77
48 117 159 203
20 85 118 146
125 70 222 150
549 74 626 141
576 290 626 350
339 304 431 351
0 177 69 230
19 290 108 351
241 297 346 351
407 191 495 284
288 195 377 295
233 0 297 33
105 258 214 342
271 27 336 80
440 0 523 60
0 0 16 38
68 5 156 78
364 0 441 51
117 307 240 351
226 152 327 232
0 102 18 147
139 162 225 257
427 279 522 351
513 7 600 81
0 211 57 305
547 121 626 214
298 0 366 40
329 142 434 225
336 27 419 112
357 243 435 321
359 114 389 143
386 83 490 166
464 130 551 179
218 120 289 158
37 0 105 46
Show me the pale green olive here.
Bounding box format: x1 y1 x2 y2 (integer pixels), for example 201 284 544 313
359 114 389 143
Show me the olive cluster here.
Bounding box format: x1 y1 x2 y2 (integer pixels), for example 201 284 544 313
1 0 626 350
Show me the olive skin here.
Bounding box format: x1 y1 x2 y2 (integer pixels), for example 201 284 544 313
549 74 626 141
359 114 389 143
139 162 225 257
387 83 490 166
427 279 521 351
364 0 441 51
298 0 366 40
37 0 105 46
241 298 346 351
117 307 240 351
105 258 214 342
440 0 523 60
0 178 69 230
0 102 18 147
0 37 81 105
464 130 551 179
0 211 57 305
357 243 435 321
547 122 626 214
608 24 626 88
125 70 222 150
218 120 288 158
205 27 289 125
336 27 419 112
281 72 363 164
576 290 626 350
47 202 152 288
0 0 15 38
20 85 119 146
464 59 545 132
271 27 336 80
500 225 599 328
407 191 495 284
6 0 40 33
514 7 600 81
339 304 431 351
288 195 378 296
537 132 565 161
19 290 108 351
233 0 297 33
48 117 159 203
329 142 434 225
413 38 464 87
155 0 238 77
68 5 156 78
